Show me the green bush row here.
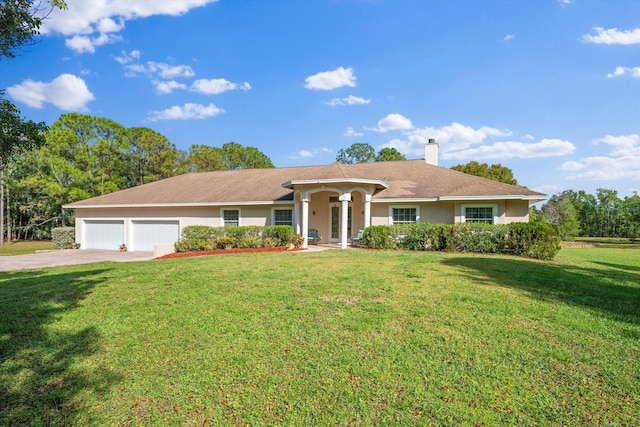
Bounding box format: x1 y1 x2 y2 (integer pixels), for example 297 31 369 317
174 225 303 252
51 227 76 249
361 222 561 260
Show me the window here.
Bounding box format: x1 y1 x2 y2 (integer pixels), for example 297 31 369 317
392 207 417 224
273 208 293 226
464 206 495 224
222 209 239 226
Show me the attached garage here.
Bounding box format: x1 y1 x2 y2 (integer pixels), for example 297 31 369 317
131 220 180 252
84 220 125 250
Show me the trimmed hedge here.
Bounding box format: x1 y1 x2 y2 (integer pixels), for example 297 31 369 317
174 225 302 252
51 227 76 249
361 222 560 260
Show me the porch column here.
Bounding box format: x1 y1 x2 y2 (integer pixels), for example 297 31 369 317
363 193 372 229
294 199 301 235
301 196 309 249
339 193 351 249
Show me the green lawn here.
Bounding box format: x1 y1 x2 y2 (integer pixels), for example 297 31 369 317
1 246 638 425
0 240 56 256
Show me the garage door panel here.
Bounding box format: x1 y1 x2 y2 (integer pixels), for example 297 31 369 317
85 220 124 250
133 221 179 252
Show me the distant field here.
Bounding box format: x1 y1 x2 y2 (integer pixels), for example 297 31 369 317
0 240 55 256
1 245 638 425
574 236 640 249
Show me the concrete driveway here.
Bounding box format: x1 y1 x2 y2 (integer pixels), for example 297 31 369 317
0 249 155 272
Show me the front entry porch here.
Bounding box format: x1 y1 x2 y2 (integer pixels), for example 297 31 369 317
283 178 386 249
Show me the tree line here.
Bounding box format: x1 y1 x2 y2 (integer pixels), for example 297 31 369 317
536 189 640 241
446 160 640 241
1 113 274 241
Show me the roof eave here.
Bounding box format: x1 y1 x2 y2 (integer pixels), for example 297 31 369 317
282 178 389 189
438 195 547 202
63 200 295 209
372 198 439 203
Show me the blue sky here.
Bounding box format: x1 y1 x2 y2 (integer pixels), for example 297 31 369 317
2 0 640 199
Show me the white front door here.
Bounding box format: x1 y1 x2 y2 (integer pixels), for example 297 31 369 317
329 204 352 243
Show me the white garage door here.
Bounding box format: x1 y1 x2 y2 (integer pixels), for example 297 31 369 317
84 220 125 250
132 220 180 252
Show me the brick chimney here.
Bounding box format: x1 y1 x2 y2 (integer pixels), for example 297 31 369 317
424 139 438 166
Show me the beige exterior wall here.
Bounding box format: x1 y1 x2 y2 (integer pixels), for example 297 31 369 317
371 201 456 225
453 200 530 224
504 200 530 223
422 201 455 224
370 199 530 226
74 198 531 250
74 204 295 248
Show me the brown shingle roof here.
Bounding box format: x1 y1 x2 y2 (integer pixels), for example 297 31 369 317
65 160 546 207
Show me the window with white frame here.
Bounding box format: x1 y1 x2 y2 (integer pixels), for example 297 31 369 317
462 205 496 224
273 208 293 226
222 209 240 226
391 206 418 224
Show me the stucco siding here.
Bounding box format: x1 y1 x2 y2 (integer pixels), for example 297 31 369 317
504 200 530 223
421 201 455 224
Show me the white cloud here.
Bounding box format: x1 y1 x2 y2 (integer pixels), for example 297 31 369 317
533 185 561 195
96 17 125 33
594 134 640 156
582 27 640 45
7 74 95 111
561 134 640 181
377 121 511 157
606 66 640 78
441 139 576 160
190 78 251 95
147 103 224 121
41 0 219 52
289 147 332 159
367 113 414 133
66 32 123 54
325 95 371 107
154 80 187 94
503 34 515 41
558 0 572 5
126 61 195 79
404 123 511 154
304 66 356 90
114 49 141 64
376 120 572 162
345 127 364 137
562 156 640 181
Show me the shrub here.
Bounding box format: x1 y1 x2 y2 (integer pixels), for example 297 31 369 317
216 236 238 249
262 237 275 248
51 227 76 249
175 225 291 252
174 238 214 252
266 226 296 246
360 222 560 260
238 237 262 249
362 226 393 249
506 222 560 260
181 226 218 240
291 234 305 247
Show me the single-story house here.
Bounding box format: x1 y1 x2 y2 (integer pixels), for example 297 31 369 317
64 143 546 252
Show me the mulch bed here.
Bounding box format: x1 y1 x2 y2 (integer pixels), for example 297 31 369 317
155 246 305 260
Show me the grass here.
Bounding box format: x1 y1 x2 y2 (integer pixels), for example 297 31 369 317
1 245 639 426
0 240 55 256
574 236 640 249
